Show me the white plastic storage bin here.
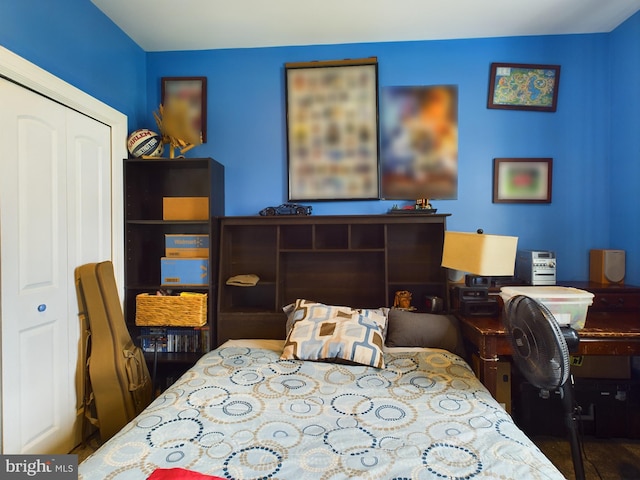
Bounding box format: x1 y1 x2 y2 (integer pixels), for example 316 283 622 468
500 286 594 330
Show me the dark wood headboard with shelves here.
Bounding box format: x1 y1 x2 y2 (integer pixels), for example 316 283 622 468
216 214 450 346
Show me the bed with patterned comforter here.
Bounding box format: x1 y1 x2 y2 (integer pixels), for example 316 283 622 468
79 339 563 479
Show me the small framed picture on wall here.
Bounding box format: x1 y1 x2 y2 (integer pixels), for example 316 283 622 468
488 63 560 112
161 76 207 143
493 158 552 203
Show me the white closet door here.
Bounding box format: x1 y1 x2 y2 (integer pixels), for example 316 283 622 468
66 108 112 448
0 79 111 454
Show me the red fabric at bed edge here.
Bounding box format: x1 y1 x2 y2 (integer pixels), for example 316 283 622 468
147 468 226 480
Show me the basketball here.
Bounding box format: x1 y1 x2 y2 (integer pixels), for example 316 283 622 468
127 129 164 158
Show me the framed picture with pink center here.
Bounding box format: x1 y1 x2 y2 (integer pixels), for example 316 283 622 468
493 158 552 203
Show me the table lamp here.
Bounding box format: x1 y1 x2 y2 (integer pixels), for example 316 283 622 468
441 230 518 315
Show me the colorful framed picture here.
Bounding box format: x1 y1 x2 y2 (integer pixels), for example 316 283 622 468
380 85 458 200
488 63 560 112
285 58 379 201
493 158 552 203
161 76 207 143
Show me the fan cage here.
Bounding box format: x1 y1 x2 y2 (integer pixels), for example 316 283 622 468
503 295 570 390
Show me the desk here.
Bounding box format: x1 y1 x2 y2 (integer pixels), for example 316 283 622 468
458 310 640 407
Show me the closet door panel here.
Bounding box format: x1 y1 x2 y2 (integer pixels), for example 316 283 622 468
67 109 112 267
0 78 70 454
66 108 112 447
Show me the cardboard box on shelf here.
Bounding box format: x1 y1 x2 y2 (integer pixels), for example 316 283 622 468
165 234 209 258
163 197 209 220
161 258 208 286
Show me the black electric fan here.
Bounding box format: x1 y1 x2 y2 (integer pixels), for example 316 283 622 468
503 295 585 480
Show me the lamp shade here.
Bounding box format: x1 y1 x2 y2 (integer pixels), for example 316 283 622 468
441 231 518 276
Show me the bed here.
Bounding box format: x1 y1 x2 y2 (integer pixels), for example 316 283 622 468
79 300 564 479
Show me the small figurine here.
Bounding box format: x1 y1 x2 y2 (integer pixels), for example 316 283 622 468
416 198 432 210
394 290 412 309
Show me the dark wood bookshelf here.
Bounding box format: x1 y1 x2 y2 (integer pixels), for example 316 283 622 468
124 157 224 389
217 214 450 346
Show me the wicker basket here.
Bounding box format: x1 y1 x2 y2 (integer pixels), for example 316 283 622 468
135 293 207 327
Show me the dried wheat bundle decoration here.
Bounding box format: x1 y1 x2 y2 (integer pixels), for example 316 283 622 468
153 98 202 158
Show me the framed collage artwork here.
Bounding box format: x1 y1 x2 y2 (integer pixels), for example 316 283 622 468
285 58 379 201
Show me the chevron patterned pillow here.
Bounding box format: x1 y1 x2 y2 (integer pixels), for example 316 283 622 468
281 299 385 368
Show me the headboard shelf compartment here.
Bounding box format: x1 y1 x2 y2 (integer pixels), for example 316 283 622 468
280 224 312 249
350 223 385 249
217 214 450 346
281 250 385 308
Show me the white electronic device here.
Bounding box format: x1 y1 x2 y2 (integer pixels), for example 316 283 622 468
516 250 556 285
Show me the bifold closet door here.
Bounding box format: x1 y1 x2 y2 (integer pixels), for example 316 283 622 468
0 78 111 454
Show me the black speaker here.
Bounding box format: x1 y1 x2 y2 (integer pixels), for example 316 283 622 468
460 298 500 316
457 287 489 301
465 275 491 287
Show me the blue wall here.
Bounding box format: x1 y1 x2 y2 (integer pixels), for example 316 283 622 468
147 34 612 281
2 1 637 283
0 0 147 127
610 11 640 285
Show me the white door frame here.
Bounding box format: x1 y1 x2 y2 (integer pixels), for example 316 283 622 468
0 45 127 300
0 46 128 451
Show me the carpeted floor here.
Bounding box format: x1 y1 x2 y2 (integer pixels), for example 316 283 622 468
533 435 640 480
70 433 102 463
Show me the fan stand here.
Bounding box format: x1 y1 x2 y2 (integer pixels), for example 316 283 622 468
503 296 587 480
558 378 586 480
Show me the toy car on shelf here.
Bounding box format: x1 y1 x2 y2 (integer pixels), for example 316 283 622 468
259 203 312 216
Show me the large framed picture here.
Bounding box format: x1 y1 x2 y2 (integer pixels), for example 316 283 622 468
161 76 207 143
380 85 458 200
285 58 379 201
487 63 560 112
493 158 552 203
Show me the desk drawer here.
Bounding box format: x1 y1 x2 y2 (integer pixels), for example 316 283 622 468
591 292 640 312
